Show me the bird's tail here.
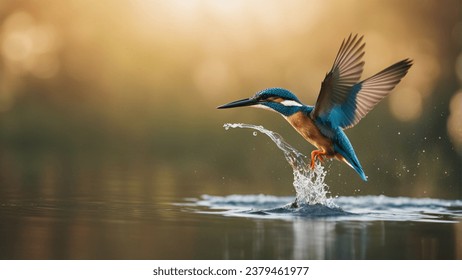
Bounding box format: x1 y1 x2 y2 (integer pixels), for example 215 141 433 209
338 151 368 181
333 132 368 181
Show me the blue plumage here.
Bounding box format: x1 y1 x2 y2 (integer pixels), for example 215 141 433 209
218 34 412 181
333 129 367 181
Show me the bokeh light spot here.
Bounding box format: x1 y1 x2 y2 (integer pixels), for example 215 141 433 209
389 88 423 122
1 11 59 79
447 91 462 154
456 53 462 82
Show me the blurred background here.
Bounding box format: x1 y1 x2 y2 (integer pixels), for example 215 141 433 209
0 0 461 201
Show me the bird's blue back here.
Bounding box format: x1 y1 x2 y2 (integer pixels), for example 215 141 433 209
319 84 363 129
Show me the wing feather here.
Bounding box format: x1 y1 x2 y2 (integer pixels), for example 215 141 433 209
311 34 413 129
338 58 413 129
311 34 366 118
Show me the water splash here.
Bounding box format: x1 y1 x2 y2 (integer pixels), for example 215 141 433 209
224 123 335 207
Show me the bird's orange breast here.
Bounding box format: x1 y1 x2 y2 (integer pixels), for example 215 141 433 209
285 112 335 155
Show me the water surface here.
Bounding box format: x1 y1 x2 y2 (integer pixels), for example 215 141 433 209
0 124 461 260
1 192 461 259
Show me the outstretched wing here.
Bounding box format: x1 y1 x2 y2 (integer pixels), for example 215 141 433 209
335 58 413 129
311 34 365 119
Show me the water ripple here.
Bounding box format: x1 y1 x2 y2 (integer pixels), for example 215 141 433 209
191 194 462 223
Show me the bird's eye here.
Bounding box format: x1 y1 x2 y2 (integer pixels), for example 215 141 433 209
263 96 278 102
255 96 265 102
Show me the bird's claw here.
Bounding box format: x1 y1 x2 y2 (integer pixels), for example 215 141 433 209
310 150 326 169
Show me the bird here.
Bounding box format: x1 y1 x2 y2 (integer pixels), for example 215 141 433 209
217 34 413 181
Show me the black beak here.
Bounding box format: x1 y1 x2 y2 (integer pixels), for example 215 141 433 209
217 98 257 109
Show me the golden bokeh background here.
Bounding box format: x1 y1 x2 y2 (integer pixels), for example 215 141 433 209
0 0 461 199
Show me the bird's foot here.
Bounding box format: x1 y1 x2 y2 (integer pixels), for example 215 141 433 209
310 150 327 169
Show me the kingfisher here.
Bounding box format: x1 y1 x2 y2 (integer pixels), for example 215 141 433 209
217 34 412 181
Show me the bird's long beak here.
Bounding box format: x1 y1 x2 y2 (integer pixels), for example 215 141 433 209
217 98 257 109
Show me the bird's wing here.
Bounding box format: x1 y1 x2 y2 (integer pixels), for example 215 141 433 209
334 58 413 129
311 34 365 119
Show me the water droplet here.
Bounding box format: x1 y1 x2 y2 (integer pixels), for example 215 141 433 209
397 132 401 135
252 131 258 136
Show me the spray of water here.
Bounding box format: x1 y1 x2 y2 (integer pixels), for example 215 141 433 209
224 123 335 207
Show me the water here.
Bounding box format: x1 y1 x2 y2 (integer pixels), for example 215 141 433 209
0 123 461 259
198 123 462 223
192 194 462 222
223 123 334 207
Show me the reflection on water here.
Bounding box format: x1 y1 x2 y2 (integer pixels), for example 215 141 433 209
1 182 462 259
191 194 462 259
0 125 462 259
0 146 461 259
0 127 462 259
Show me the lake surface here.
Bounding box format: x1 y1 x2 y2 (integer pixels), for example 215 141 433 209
1 123 461 260
1 191 461 259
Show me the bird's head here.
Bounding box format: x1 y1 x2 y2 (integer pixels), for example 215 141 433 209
217 88 304 116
